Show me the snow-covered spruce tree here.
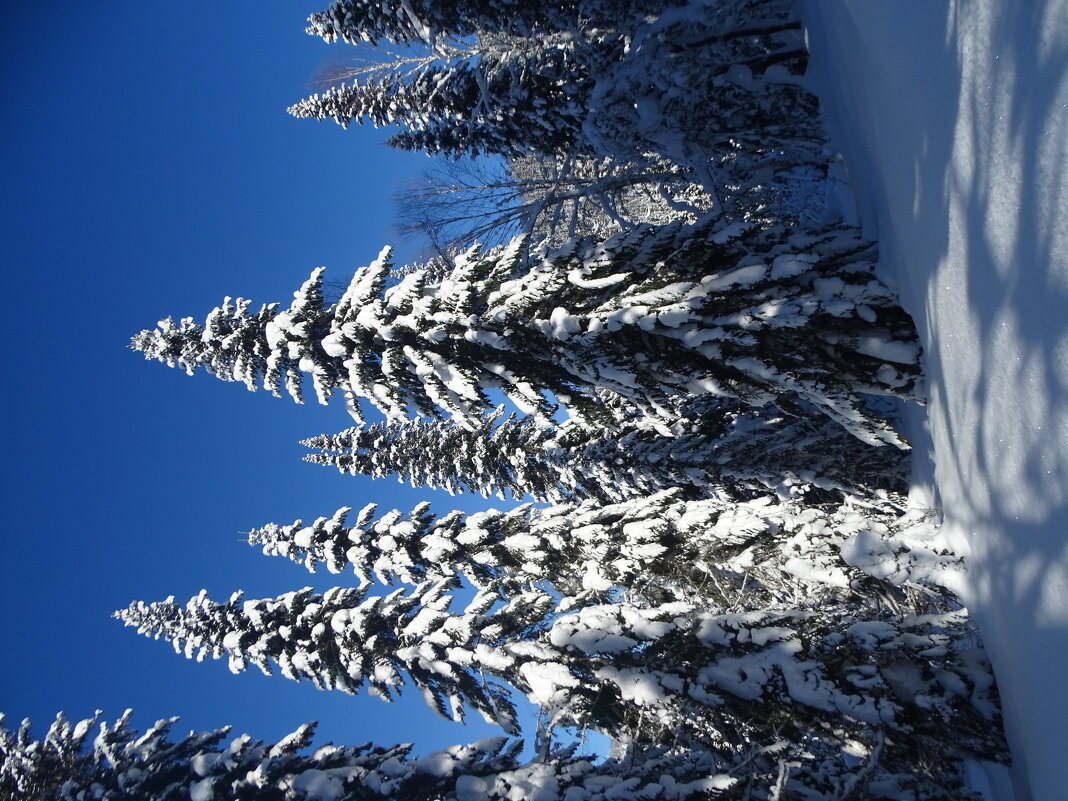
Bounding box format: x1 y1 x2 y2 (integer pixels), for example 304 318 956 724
540 603 1005 799
115 585 1005 799
117 590 996 757
580 1 821 164
1 710 734 801
631 394 911 503
302 397 910 507
292 21 817 169
300 0 822 212
246 488 957 612
290 42 590 160
299 408 658 505
0 711 435 801
115 580 532 734
132 218 922 447
305 0 670 48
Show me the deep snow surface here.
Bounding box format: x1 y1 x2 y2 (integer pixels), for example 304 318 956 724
803 2 1068 799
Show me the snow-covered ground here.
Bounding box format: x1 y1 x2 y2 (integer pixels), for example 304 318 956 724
803 2 1068 799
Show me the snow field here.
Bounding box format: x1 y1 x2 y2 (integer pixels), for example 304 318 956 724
803 2 1068 798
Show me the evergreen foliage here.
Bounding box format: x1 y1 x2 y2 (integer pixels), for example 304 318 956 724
245 489 956 611
289 43 589 160
301 399 911 506
132 217 921 447
296 0 817 180
115 583 1004 799
115 581 531 734
107 2 1015 798
1 711 734 801
0 711 425 801
299 409 634 505
306 0 668 47
578 0 820 166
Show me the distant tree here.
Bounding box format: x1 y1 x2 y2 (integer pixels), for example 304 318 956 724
579 0 819 164
297 0 823 204
501 154 714 247
289 36 591 160
246 488 958 611
392 154 711 259
1 710 735 801
132 217 922 446
304 0 667 48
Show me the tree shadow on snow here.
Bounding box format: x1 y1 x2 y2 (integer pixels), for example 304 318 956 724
805 2 1068 798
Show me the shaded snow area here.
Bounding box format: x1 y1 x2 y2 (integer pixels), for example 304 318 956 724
804 2 1068 799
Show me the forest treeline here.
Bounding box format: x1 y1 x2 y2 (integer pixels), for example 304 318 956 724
3 1 1008 799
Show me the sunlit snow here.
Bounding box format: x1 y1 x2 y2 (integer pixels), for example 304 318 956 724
806 2 1068 797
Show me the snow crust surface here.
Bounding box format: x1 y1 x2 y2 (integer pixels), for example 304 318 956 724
804 3 1068 798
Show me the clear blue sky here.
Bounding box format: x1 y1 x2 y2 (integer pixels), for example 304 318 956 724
0 2 525 753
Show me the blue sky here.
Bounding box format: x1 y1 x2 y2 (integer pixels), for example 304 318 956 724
0 2 524 754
